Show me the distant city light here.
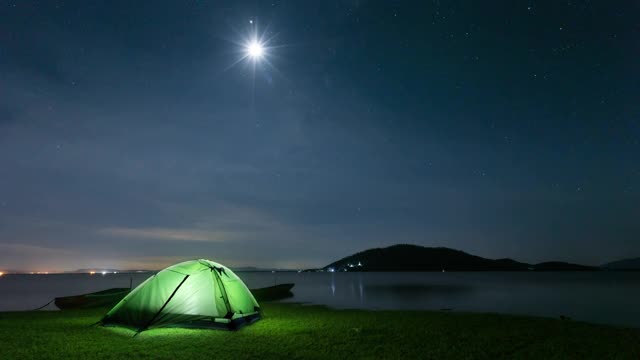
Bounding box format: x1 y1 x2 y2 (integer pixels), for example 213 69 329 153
0 271 4 276
328 267 335 273
101 271 107 275
89 271 96 275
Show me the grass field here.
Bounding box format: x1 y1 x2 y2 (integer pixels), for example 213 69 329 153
1 303 639 359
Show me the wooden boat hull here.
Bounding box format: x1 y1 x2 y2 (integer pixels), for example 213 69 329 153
54 283 295 310
250 283 295 302
54 288 131 310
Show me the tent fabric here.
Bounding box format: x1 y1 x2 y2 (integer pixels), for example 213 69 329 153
101 259 260 332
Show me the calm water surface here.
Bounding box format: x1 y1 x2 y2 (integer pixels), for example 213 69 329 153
1 271 639 328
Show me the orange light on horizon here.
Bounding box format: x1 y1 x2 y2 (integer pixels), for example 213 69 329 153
89 271 96 275
0 271 4 276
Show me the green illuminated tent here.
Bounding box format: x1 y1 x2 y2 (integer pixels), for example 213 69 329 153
100 259 260 332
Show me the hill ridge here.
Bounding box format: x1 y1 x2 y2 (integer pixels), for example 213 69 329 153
322 244 598 272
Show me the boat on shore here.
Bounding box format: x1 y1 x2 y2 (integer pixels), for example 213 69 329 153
54 288 131 310
249 283 295 302
54 283 295 310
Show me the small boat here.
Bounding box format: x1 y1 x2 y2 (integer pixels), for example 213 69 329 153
53 283 295 310
250 283 295 302
54 288 131 310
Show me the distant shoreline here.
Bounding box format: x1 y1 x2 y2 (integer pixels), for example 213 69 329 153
5 269 640 276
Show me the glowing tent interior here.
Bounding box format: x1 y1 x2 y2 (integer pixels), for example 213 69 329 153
100 259 261 333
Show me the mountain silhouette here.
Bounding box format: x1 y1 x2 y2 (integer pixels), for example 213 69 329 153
322 244 599 272
602 258 640 270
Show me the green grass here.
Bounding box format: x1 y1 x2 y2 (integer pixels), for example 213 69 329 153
1 303 639 359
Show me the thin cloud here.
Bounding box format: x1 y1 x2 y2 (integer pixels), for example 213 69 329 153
0 242 76 256
98 227 230 242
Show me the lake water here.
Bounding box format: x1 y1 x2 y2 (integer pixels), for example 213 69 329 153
1 271 639 328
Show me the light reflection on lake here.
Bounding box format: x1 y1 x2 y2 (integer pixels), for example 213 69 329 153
1 271 639 328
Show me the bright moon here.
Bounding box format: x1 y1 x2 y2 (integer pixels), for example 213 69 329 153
247 41 264 59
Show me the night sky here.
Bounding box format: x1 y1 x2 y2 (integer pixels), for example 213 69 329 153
1 1 638 272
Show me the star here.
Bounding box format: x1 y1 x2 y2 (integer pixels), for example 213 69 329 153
247 41 264 59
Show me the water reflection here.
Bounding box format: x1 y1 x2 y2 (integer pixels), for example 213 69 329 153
365 284 473 295
358 274 364 305
330 273 336 296
2 271 640 328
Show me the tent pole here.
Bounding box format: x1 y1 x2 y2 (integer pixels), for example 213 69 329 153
212 270 233 317
136 274 190 334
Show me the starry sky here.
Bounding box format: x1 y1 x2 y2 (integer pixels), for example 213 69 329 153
1 0 639 272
